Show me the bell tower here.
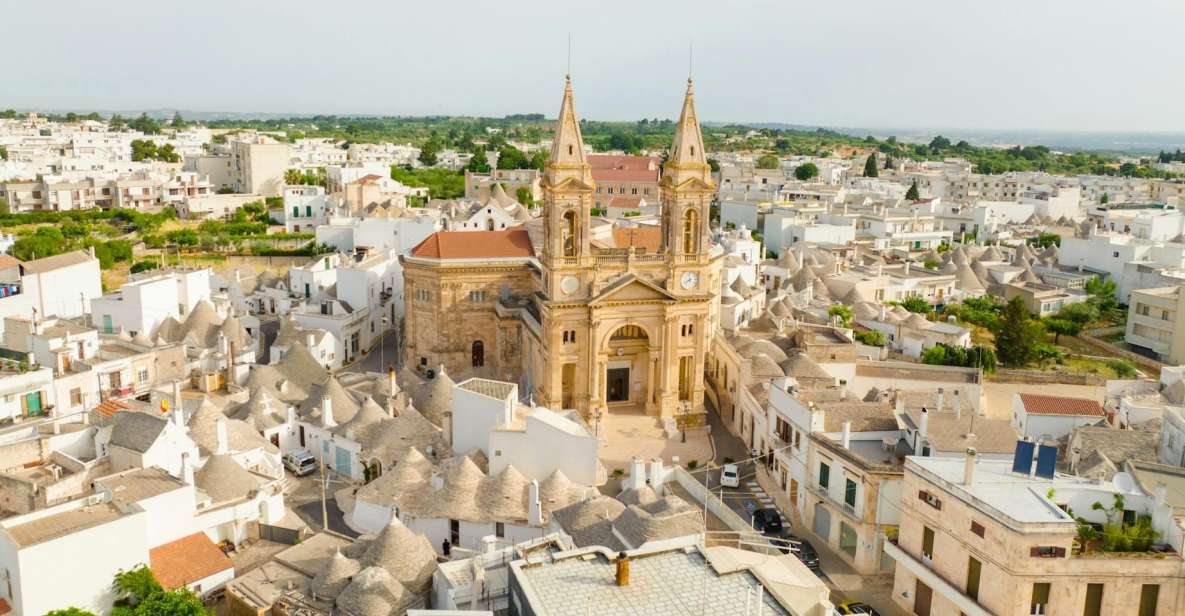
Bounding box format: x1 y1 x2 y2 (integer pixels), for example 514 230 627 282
541 75 595 270
660 78 714 260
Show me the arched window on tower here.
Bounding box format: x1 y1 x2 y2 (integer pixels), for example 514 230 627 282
562 210 577 256
682 209 699 254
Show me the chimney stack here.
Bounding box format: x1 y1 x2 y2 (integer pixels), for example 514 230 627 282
919 407 930 440
306 332 316 349
181 452 194 485
615 553 630 587
321 393 335 428
953 390 962 419
648 458 665 494
841 421 852 449
963 448 977 485
215 417 229 455
904 261 911 276
226 341 236 389
630 456 647 490
527 480 542 526
936 388 944 413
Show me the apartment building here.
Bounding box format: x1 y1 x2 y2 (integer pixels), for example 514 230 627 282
230 137 289 197
1126 283 1185 362
588 154 660 209
886 455 1183 616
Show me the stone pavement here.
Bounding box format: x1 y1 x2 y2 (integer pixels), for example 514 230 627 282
596 407 714 473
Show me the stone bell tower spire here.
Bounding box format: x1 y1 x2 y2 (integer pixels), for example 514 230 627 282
661 78 714 257
542 74 595 265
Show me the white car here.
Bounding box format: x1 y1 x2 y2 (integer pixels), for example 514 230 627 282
720 464 740 488
282 451 317 476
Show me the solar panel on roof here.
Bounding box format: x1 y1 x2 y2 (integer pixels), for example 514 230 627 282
1035 444 1057 479
1012 440 1035 475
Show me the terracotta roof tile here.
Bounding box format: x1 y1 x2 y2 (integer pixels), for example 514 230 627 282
608 196 644 209
1018 393 1105 417
0 598 10 615
610 227 662 253
150 532 234 590
592 169 659 183
95 398 133 418
588 154 659 171
409 227 534 259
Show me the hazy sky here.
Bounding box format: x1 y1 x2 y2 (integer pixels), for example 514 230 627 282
7 0 1184 132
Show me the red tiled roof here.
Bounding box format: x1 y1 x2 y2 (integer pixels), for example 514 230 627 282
410 227 534 259
95 399 132 418
588 154 658 171
355 174 383 184
0 256 20 270
0 598 10 615
1017 393 1105 417
150 532 234 590
608 196 644 209
592 168 659 183
611 227 662 253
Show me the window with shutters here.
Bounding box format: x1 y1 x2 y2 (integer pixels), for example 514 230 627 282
1083 584 1103 616
921 526 935 561
966 556 981 600
919 490 942 510
818 462 830 489
1138 585 1159 616
1029 546 1066 558
1030 583 1050 615
970 521 985 538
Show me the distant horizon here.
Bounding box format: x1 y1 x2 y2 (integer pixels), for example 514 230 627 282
4 0 1183 136
9 105 1185 155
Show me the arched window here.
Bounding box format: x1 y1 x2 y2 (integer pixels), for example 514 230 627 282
562 210 577 256
486 218 495 231
682 209 699 254
472 340 484 368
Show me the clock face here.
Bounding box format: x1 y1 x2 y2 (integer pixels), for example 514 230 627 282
560 276 579 295
681 272 699 289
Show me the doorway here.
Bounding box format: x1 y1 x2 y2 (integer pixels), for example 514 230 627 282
914 580 933 616
606 368 629 402
472 340 484 368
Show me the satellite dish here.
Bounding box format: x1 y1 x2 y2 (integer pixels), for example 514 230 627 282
1112 472 1136 493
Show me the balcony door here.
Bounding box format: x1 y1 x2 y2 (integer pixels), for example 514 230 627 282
913 580 932 616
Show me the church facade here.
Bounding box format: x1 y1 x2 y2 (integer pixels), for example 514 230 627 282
402 77 721 420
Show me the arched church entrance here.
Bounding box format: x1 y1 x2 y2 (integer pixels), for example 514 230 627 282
602 324 653 412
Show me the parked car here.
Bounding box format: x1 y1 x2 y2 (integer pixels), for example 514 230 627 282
751 508 785 536
282 451 317 476
835 599 881 615
787 534 821 572
720 464 740 488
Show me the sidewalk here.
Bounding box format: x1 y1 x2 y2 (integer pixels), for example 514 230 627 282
753 467 909 616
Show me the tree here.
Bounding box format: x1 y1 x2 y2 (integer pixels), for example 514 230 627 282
130 139 158 162
883 154 894 169
466 148 490 173
863 153 879 177
1107 358 1137 379
283 169 303 185
171 112 185 128
128 113 161 135
853 329 886 346
0 196 9 215
1056 302 1099 327
707 158 720 173
417 144 438 167
0 145 7 160
994 296 1045 367
515 186 534 208
112 565 162 607
929 135 952 152
899 296 931 313
1084 277 1119 318
45 609 98 616
756 154 780 170
905 181 920 201
828 304 853 327
132 589 206 616
1100 192 1110 205
1043 317 1081 343
793 162 819 181
1027 232 1061 249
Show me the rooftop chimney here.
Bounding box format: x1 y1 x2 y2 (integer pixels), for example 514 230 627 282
181 452 194 485
215 417 229 455
648 458 665 494
321 393 335 428
226 341 236 390
936 388 944 413
841 421 852 449
615 553 630 587
904 261 911 276
919 407 930 440
306 332 316 349
287 406 296 427
953 390 962 420
527 480 542 526
629 456 647 490
963 447 977 485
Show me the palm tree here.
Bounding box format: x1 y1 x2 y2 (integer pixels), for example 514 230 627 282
283 168 302 186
